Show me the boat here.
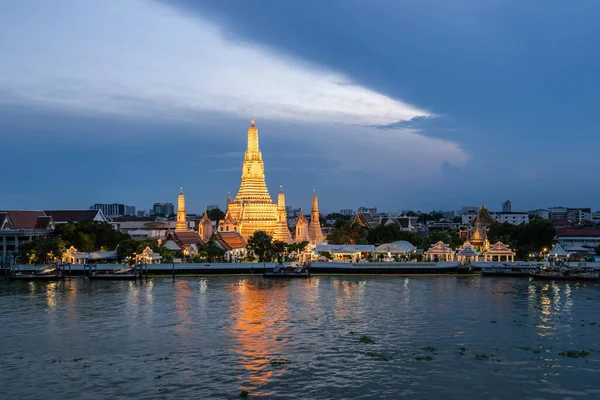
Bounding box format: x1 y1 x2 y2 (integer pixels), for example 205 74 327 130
531 266 600 281
10 266 64 281
480 262 543 277
264 263 310 278
87 265 141 280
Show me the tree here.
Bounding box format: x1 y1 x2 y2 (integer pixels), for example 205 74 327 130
327 220 368 245
271 240 287 263
16 236 65 264
202 240 225 262
488 220 556 259
595 244 600 256
55 221 129 251
247 231 273 262
207 208 226 222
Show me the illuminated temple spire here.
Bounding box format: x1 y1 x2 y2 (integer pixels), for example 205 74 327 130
308 190 324 244
176 187 187 232
295 208 310 243
273 186 292 243
219 117 279 239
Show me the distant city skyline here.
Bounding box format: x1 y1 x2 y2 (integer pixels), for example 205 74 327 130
1 0 600 212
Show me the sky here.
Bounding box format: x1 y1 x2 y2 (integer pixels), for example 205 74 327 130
1 0 599 214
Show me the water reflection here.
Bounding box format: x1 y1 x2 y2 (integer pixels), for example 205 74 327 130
229 279 288 396
175 280 194 339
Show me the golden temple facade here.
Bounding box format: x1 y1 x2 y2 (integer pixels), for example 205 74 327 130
175 187 187 232
220 117 285 240
219 117 325 244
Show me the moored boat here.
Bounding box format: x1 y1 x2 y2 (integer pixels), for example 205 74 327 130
264 264 310 278
88 265 141 280
480 262 543 277
10 266 64 281
531 266 600 281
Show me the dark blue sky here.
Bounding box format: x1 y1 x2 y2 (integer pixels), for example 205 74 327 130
1 0 599 213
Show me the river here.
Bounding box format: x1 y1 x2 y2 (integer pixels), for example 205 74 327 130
1 276 599 399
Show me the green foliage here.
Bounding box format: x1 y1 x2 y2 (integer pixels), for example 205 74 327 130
159 247 183 263
318 251 333 260
366 224 422 246
207 208 225 222
271 240 287 263
16 236 65 264
422 229 465 250
116 238 159 261
247 231 273 262
595 244 600 256
55 221 129 252
488 220 556 259
326 220 368 245
201 240 225 262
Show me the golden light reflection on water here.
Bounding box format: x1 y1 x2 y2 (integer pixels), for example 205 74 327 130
332 279 365 321
46 282 57 310
175 280 194 339
229 279 289 396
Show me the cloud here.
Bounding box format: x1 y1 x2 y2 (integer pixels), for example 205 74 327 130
0 0 430 127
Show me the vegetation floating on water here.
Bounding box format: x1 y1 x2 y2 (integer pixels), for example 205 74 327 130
359 336 375 344
558 350 590 359
73 358 83 362
475 354 489 360
458 347 468 356
270 357 290 366
239 390 249 398
414 356 434 361
423 346 437 353
364 352 392 361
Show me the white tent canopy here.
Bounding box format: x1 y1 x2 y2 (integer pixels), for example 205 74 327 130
375 241 415 254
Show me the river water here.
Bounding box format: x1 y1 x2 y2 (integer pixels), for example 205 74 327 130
1 276 599 399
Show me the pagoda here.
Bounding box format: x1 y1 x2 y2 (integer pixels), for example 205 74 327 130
308 191 325 244
273 186 292 243
468 203 495 247
175 187 187 232
220 117 284 239
295 208 310 243
198 211 213 242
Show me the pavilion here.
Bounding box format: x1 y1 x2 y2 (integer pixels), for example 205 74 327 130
424 241 455 262
135 246 163 264
457 241 480 264
482 241 515 262
315 244 375 263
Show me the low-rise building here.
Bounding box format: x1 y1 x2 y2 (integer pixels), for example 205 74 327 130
555 228 600 249
1 210 55 265
45 209 107 224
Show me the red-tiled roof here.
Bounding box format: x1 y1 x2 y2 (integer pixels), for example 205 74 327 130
45 210 103 223
557 228 600 237
165 231 204 248
0 213 7 228
113 216 158 222
213 231 246 250
0 211 52 230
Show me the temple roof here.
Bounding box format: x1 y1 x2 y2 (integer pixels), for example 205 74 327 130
353 211 378 229
548 243 567 257
45 209 105 223
484 241 515 255
0 210 54 230
458 241 480 256
425 241 455 254
165 231 204 249
471 204 495 227
213 231 246 250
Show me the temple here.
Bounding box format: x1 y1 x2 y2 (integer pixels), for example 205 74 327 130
175 187 187 232
218 117 285 239
198 211 213 242
295 208 310 243
308 191 325 244
468 204 495 247
273 186 292 243
218 117 325 244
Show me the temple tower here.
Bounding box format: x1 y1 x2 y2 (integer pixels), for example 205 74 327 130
176 187 187 232
295 208 310 243
199 211 213 242
220 117 279 239
308 190 324 244
273 186 292 243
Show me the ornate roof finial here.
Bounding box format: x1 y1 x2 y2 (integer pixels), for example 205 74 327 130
180 186 183 194
251 116 255 125
280 185 283 193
